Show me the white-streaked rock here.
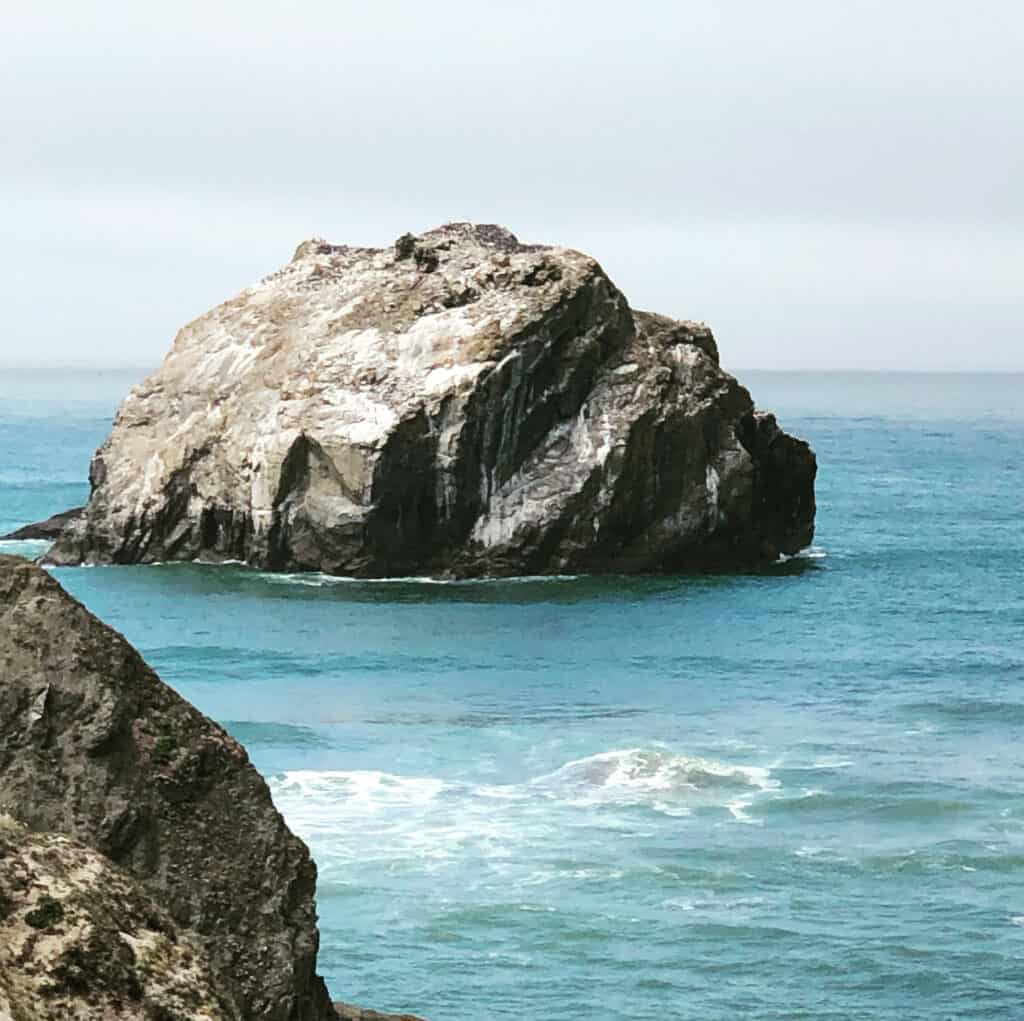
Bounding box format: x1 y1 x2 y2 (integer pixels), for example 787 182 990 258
46 223 815 576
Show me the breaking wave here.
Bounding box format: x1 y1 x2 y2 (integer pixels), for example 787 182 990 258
533 748 775 800
529 747 778 823
268 747 781 870
776 545 828 563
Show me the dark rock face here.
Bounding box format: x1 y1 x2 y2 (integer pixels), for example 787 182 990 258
45 223 815 576
0 556 336 1020
1 506 83 541
735 411 817 560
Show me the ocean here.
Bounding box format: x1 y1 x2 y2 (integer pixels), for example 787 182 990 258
1 368 1022 1019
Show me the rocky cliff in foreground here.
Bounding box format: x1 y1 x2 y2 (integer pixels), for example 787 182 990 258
45 223 815 576
0 816 239 1020
0 555 335 1019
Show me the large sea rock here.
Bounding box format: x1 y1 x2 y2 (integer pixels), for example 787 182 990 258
46 223 815 576
0 555 335 1019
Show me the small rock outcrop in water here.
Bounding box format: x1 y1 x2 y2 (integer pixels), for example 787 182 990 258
1 506 83 541
333 1005 427 1021
45 223 815 575
0 816 239 1020
0 555 335 1019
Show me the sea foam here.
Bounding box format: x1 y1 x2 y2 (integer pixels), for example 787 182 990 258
268 747 780 874
532 748 778 807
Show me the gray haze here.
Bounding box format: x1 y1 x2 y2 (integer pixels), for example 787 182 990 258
3 1 1022 372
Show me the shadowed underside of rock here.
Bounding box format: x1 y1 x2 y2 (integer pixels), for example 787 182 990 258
0 556 335 1020
44 223 815 576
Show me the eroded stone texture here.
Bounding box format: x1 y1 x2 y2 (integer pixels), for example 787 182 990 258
0 816 239 1021
0 556 335 1020
45 223 815 575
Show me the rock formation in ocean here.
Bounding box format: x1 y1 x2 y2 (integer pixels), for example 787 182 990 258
0 815 240 1020
0 554 337 1020
44 223 815 576
1 506 83 541
332 1005 426 1021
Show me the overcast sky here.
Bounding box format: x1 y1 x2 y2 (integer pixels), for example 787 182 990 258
3 1 1021 372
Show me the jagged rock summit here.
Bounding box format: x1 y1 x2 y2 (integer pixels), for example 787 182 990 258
46 223 815 576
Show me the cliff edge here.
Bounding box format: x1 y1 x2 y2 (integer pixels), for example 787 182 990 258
0 555 334 1019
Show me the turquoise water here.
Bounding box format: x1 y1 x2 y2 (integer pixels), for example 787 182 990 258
2 369 1023 1019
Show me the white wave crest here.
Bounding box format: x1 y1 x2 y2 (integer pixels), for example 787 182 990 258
272 769 446 811
268 769 459 870
531 748 778 817
256 571 582 588
0 539 50 555
268 747 779 878
269 767 543 876
535 748 776 792
776 545 828 564
806 758 854 770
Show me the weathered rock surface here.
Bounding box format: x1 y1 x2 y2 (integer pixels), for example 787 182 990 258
0 815 239 1020
1 506 83 541
0 555 335 1020
46 223 815 576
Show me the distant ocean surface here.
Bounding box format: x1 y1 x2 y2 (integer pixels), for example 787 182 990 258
2 368 1022 1020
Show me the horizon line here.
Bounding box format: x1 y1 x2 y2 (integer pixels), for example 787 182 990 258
2 363 1023 377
